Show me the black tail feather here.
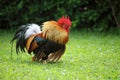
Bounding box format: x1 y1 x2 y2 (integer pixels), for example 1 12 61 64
10 25 28 54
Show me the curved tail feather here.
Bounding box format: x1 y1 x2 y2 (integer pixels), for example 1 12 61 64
10 24 41 54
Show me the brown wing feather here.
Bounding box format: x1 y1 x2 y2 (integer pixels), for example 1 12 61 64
26 35 36 51
26 33 44 53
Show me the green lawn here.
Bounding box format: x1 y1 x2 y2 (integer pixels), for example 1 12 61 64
0 29 120 80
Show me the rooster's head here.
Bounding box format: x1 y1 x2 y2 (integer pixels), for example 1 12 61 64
58 16 71 32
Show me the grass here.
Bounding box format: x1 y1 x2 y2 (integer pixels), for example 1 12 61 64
0 29 120 80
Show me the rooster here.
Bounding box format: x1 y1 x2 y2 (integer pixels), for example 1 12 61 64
11 16 71 62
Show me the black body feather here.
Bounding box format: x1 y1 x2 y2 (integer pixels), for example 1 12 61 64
33 36 65 60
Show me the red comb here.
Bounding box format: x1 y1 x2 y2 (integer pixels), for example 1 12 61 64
58 16 71 27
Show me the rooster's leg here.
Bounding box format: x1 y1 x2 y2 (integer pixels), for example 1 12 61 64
32 56 35 61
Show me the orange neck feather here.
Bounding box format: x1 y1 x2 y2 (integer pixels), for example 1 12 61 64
42 21 69 44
